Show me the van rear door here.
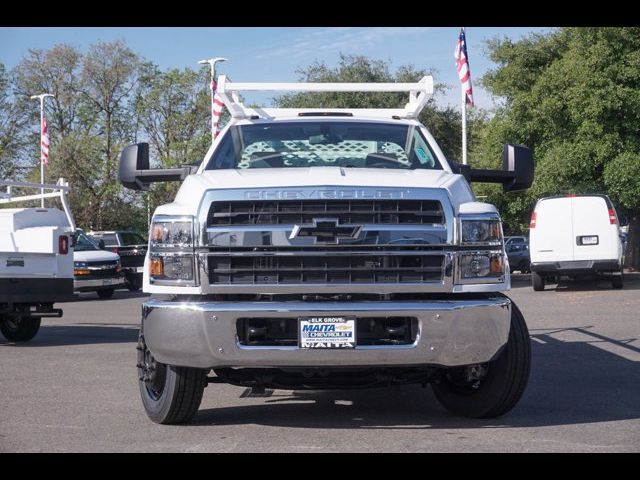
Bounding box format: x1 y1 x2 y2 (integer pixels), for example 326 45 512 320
572 196 615 261
531 197 574 263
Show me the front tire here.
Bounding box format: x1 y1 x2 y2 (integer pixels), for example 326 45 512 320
612 271 624 289
0 316 42 342
137 332 207 424
97 288 115 299
432 300 531 419
532 272 545 291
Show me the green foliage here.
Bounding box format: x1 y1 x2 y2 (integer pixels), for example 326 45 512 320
476 28 640 240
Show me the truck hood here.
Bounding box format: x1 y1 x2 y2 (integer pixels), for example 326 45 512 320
73 249 120 263
164 168 479 215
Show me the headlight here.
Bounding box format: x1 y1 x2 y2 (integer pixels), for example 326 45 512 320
458 253 505 281
74 261 88 268
149 254 195 283
148 216 197 286
150 216 194 248
460 218 502 245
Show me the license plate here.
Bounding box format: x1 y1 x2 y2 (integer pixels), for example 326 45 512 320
299 316 356 349
136 266 144 273
580 235 599 245
102 279 112 286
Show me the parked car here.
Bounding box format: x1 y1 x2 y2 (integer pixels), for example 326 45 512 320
87 230 147 291
0 178 76 342
529 194 625 291
72 230 124 298
505 236 528 247
506 243 530 273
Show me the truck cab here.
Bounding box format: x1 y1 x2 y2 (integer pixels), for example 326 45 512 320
119 75 535 424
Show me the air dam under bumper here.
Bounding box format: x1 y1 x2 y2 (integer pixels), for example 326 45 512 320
141 297 512 369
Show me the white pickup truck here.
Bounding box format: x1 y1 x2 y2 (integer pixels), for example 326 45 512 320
118 76 535 424
0 179 76 342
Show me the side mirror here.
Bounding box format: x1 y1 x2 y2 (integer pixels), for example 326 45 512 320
453 143 535 193
119 143 150 190
502 144 534 192
118 142 196 191
98 239 106 250
618 215 629 227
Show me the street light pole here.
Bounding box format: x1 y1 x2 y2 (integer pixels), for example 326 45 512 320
30 93 54 207
198 57 227 144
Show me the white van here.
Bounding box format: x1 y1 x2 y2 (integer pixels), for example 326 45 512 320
529 194 625 290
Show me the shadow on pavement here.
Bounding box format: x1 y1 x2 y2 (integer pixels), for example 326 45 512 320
0 324 139 347
193 326 639 430
510 272 640 292
62 290 150 303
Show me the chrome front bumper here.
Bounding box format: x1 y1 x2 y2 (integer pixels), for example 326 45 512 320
141 297 512 369
74 277 126 291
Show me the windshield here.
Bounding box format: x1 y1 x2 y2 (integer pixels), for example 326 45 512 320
120 232 147 245
74 232 100 252
206 121 442 170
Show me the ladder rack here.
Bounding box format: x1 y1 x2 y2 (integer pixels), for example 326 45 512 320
215 75 434 120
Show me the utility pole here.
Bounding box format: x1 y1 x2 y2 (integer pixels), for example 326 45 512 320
30 93 54 207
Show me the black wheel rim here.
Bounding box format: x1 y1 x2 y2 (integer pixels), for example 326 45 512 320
137 335 166 400
4 317 22 332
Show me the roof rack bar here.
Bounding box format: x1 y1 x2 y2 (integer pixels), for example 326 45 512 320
0 177 76 230
216 75 433 120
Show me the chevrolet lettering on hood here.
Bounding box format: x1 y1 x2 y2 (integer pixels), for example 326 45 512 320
244 189 408 200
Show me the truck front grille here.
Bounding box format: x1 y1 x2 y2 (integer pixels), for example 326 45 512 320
208 252 444 285
208 199 444 226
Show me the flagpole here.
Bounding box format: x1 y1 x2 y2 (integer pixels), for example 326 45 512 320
30 93 54 207
198 57 227 144
461 83 467 165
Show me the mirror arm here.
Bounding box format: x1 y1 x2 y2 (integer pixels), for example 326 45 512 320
132 167 195 190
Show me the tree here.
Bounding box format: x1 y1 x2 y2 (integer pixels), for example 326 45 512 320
134 66 212 217
274 54 484 164
0 63 29 179
11 41 145 230
476 27 640 268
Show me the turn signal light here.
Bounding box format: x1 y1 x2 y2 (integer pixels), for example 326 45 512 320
150 257 164 277
74 268 90 276
490 255 504 274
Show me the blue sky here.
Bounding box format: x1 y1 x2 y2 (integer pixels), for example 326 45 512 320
0 27 552 110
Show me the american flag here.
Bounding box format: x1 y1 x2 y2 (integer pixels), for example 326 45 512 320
41 116 50 166
455 28 474 106
210 78 225 139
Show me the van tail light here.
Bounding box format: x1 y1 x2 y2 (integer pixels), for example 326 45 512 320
529 211 537 228
608 209 617 225
58 235 69 254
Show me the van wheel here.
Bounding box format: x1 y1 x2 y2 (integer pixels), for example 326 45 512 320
432 299 531 418
612 271 624 289
532 272 545 291
136 332 207 424
97 288 114 299
0 316 41 342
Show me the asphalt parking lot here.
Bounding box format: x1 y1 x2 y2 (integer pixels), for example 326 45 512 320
1 274 639 452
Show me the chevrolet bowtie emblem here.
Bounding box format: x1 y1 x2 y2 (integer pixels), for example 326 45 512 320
289 218 362 244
